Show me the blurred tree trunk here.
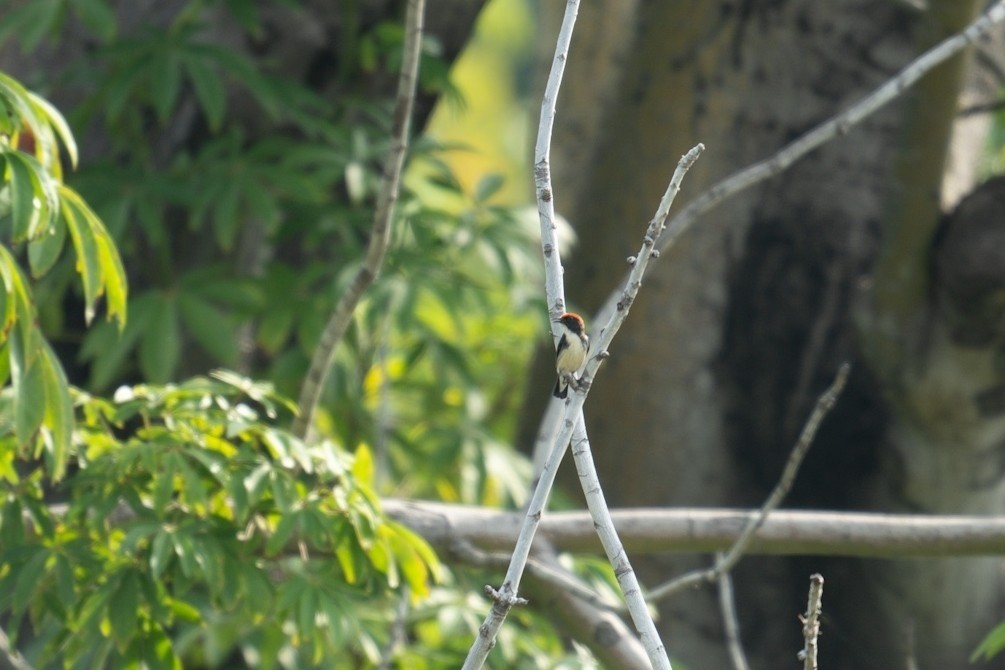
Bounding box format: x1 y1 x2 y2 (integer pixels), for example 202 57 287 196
522 1 1005 667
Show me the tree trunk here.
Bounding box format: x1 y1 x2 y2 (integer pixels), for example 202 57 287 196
522 1 1004 667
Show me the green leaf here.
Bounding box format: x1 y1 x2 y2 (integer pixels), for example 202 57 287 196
139 293 180 383
0 1 62 55
59 185 128 326
0 498 26 549
352 444 375 485
266 512 298 556
149 51 183 122
54 553 75 609
70 0 118 42
257 304 294 355
176 458 208 511
108 570 140 650
28 89 79 169
75 583 114 635
474 173 505 203
177 291 237 366
150 529 174 580
152 453 176 516
183 55 226 131
12 338 45 447
28 214 67 277
199 44 281 120
334 531 358 585
973 620 1005 661
11 547 47 616
136 623 181 670
60 191 102 324
37 337 73 478
5 150 59 238
0 341 8 387
0 248 36 350
210 174 241 251
172 533 199 578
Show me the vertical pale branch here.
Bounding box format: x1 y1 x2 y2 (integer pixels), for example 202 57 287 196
535 0 579 322
291 0 426 440
461 3 581 666
569 412 671 670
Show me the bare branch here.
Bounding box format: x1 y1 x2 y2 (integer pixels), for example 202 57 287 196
647 363 849 602
291 0 425 440
717 553 751 670
383 499 1005 558
569 412 671 669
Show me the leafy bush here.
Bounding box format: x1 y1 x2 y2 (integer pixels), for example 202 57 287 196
1 372 440 668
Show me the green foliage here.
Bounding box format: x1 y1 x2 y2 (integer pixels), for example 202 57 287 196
3 0 546 502
973 619 1005 663
0 71 127 478
0 372 441 668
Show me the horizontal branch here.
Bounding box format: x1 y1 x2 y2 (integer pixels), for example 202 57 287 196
384 499 1005 558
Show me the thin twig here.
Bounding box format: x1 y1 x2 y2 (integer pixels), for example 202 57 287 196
717 552 751 670
291 0 425 440
569 411 671 669
646 363 850 602
800 573 825 670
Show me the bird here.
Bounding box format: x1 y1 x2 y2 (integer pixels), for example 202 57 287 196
553 312 589 398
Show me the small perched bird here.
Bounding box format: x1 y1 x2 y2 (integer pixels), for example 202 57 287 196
553 312 589 398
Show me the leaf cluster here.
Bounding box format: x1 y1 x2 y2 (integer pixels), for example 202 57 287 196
3 2 545 504
0 371 441 669
0 70 126 480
